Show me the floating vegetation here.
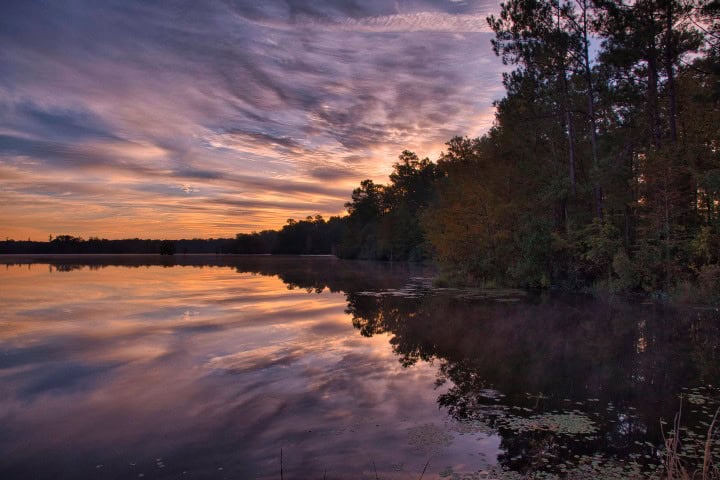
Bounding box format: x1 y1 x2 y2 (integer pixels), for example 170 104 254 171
497 412 598 436
452 288 528 303
448 418 496 436
439 465 525 480
357 280 529 304
356 277 434 298
437 457 648 480
355 289 423 298
687 393 709 405
407 423 453 454
436 385 719 479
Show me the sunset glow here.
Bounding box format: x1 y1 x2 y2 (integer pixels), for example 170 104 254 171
0 1 505 239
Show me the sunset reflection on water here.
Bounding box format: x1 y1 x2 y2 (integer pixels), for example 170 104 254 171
3 256 719 479
0 258 495 479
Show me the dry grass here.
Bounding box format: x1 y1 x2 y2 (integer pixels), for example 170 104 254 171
660 402 720 480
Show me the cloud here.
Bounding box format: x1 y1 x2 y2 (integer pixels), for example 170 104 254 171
0 103 118 143
297 12 493 33
308 164 358 181
0 0 506 239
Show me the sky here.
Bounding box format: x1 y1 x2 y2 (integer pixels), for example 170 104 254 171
0 0 506 240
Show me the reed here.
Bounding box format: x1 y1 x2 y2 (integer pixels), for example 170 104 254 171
659 403 720 480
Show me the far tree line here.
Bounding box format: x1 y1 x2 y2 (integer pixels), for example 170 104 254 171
0 218 347 256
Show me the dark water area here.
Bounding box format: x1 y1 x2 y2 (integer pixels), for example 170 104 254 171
1 255 718 479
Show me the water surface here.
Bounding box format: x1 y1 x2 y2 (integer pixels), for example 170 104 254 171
1 255 718 479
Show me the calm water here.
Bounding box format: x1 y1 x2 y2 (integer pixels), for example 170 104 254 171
1 255 718 479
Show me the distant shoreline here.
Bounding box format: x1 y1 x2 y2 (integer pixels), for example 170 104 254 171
0 253 338 262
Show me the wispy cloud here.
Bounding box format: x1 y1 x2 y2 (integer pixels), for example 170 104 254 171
244 12 493 33
0 0 505 239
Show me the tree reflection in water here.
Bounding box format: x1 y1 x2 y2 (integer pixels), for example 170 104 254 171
344 287 720 475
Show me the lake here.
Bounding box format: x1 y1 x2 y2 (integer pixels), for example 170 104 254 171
1 255 718 479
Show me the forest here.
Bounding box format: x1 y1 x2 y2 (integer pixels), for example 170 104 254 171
2 0 718 300
338 0 720 300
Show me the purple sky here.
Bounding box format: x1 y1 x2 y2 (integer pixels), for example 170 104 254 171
0 0 506 239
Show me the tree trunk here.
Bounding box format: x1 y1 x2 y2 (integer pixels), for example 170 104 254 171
644 2 662 149
665 0 678 143
647 47 662 148
579 0 602 218
560 68 577 198
556 3 576 198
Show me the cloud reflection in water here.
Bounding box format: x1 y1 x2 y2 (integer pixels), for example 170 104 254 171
0 259 495 479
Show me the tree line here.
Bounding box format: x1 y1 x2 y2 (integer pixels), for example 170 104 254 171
338 0 720 298
0 216 346 256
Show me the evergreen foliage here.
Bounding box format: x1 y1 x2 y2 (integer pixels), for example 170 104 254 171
340 0 720 297
338 151 442 261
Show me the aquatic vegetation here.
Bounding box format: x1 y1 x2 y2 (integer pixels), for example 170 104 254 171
659 389 720 480
438 458 646 480
407 423 454 454
357 283 529 303
497 412 598 436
